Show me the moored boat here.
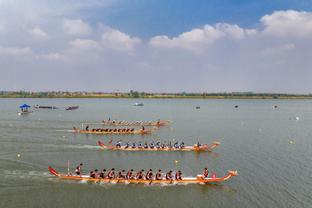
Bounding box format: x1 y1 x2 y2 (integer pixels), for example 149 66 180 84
72 127 153 135
34 105 58 109
48 166 238 185
18 104 33 115
98 141 220 152
102 119 170 127
66 105 79 110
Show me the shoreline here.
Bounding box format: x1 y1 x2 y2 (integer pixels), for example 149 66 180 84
1 95 312 99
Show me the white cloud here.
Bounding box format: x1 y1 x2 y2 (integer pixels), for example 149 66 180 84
69 38 100 51
63 19 91 35
150 23 255 51
261 10 312 37
29 26 48 40
39 52 63 60
101 28 141 52
0 46 33 56
261 43 295 56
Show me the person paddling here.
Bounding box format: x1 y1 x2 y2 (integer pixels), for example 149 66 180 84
203 168 209 178
107 168 115 179
90 171 95 178
126 169 134 179
136 169 144 180
99 169 106 178
75 163 83 176
118 170 126 179
175 170 182 180
146 169 153 180
155 169 162 180
85 125 89 131
165 170 173 180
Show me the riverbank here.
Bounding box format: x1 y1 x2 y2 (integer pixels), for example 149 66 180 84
1 93 312 99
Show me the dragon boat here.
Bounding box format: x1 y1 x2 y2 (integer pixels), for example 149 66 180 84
98 141 220 152
72 127 153 135
102 120 170 126
48 166 237 185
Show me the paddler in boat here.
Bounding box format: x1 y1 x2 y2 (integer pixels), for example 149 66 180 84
118 170 126 179
197 141 202 147
157 119 160 126
126 169 134 179
138 142 142 149
175 170 182 180
136 169 144 180
90 171 96 178
94 169 99 178
116 140 122 148
146 169 153 180
180 142 185 149
142 126 145 131
75 163 83 176
107 168 115 179
131 142 136 148
144 142 148 149
85 125 89 131
125 142 130 149
203 168 209 178
149 142 155 149
165 170 173 180
155 169 162 180
174 142 179 148
99 169 106 179
155 141 161 149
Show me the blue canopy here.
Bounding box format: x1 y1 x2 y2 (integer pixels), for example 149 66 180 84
20 104 31 108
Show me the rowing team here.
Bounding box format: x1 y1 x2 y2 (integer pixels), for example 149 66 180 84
76 126 137 133
75 163 210 180
103 119 162 125
114 141 202 149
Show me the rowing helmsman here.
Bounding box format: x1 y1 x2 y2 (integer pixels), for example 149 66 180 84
203 168 209 178
131 142 136 148
75 163 83 175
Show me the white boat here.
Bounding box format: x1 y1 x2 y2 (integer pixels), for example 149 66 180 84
134 102 144 106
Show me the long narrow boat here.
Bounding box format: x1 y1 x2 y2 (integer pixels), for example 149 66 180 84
72 127 153 135
48 166 237 185
102 120 170 127
98 141 220 152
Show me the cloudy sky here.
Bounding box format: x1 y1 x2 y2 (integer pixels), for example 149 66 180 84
1 0 312 93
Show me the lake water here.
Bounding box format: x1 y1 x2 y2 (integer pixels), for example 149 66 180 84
0 98 311 208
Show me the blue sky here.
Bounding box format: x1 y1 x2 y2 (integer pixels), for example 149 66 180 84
84 0 312 37
1 0 312 93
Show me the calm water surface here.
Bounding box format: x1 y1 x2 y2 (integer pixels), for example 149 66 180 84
0 98 311 208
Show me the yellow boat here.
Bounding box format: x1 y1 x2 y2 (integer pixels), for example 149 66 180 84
102 120 170 126
48 166 238 185
72 127 153 135
98 141 220 152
